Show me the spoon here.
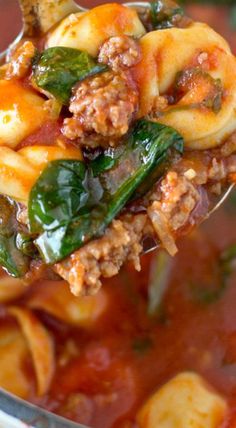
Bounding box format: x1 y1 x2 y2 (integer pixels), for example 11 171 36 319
142 182 235 254
0 0 150 61
0 0 235 256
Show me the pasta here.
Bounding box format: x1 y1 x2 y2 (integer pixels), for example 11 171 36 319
0 80 47 148
8 307 55 396
0 1 235 294
0 145 82 202
134 23 236 149
137 372 228 428
27 280 108 327
47 3 146 56
0 274 26 303
0 324 32 398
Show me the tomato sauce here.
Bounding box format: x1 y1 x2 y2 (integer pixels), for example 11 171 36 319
0 2 236 428
8 196 233 428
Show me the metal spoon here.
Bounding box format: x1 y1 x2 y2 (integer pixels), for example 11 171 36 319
0 0 235 256
143 183 235 254
0 0 150 60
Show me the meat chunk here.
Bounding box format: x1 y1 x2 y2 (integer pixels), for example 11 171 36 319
148 172 200 256
55 216 145 296
98 36 141 72
62 71 139 146
55 141 236 296
5 42 36 80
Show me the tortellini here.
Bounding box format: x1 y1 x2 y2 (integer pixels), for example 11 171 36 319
0 80 48 148
9 307 55 396
0 275 26 303
0 324 31 398
27 280 108 327
36 0 78 33
134 23 236 149
0 145 82 202
137 372 227 428
47 3 146 56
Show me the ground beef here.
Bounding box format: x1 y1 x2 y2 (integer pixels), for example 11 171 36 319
62 71 139 146
55 140 236 296
55 216 145 296
5 41 36 79
98 36 141 72
147 172 200 256
136 1 192 32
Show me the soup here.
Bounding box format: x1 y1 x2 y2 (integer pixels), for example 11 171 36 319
0 1 235 428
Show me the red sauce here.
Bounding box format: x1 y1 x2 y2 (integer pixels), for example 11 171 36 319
8 199 233 428
18 121 64 148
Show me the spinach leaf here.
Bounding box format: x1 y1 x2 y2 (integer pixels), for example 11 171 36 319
190 244 236 305
150 1 184 29
132 337 153 355
220 244 236 278
0 196 30 277
29 161 90 233
132 136 183 201
15 233 37 258
174 68 223 114
29 120 184 264
180 0 234 5
33 47 107 104
148 250 172 317
230 5 236 30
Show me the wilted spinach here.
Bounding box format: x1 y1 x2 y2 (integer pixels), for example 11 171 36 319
150 1 184 29
174 67 223 114
33 47 107 104
148 250 172 317
132 337 153 355
0 196 32 277
29 120 183 264
190 244 236 304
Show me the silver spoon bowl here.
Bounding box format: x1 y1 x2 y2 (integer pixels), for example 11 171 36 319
0 0 234 255
0 0 150 61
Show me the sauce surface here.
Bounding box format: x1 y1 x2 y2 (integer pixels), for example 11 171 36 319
1 189 235 428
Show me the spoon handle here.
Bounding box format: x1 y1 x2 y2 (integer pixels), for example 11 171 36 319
19 0 81 36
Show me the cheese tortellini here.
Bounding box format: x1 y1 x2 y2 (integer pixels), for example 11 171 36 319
47 3 146 57
0 145 82 202
0 80 48 148
137 372 227 428
134 23 236 149
0 324 31 398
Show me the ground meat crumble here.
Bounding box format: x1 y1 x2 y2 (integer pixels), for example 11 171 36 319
62 71 139 146
55 135 236 296
62 36 141 147
98 36 141 72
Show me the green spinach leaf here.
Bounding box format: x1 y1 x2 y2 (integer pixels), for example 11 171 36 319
148 250 172 316
29 120 184 264
190 243 236 305
150 1 184 29
0 196 30 277
33 47 107 104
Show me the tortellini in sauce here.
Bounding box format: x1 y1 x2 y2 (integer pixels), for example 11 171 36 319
0 145 82 203
0 80 48 148
47 3 146 56
27 280 108 327
0 324 32 398
9 307 55 396
137 372 227 428
0 274 26 303
134 23 236 149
